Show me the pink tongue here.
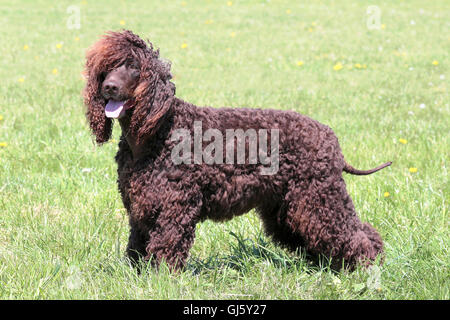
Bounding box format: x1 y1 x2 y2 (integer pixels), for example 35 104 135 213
105 100 125 119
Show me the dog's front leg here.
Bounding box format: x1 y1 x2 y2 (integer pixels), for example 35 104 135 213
144 189 203 271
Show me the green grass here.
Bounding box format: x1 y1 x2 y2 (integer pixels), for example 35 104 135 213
0 0 448 299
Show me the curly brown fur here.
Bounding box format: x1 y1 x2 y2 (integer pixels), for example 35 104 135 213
84 30 390 271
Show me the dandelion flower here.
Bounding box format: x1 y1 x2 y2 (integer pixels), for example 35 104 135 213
0 115 3 121
399 138 407 144
308 27 313 32
432 60 439 66
227 1 232 6
381 24 386 30
230 32 236 37
409 167 418 173
333 63 343 71
296 60 304 67
181 1 187 6
0 142 7 147
18 77 25 83
119 20 126 25
34 55 39 60
181 43 188 49
383 192 390 198
52 68 58 75
75 36 80 41
56 43 63 49
23 45 29 50
311 22 317 26
286 9 292 14
205 19 214 25
355 63 362 69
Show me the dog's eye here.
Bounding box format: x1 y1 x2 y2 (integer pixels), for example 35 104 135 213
99 71 107 81
130 68 140 78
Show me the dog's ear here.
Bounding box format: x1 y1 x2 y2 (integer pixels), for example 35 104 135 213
130 58 175 145
83 70 113 145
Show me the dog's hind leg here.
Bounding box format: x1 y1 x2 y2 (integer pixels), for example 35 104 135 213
284 175 383 270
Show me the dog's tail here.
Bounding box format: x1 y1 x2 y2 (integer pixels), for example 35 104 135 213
343 161 392 176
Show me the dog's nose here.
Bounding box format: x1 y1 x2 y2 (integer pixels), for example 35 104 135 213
103 81 119 95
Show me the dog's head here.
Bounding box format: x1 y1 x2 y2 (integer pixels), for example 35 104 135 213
83 30 175 144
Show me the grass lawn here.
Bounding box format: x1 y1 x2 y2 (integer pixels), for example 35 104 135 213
0 0 448 299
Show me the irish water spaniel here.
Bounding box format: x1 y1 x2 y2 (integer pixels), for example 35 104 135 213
83 30 391 271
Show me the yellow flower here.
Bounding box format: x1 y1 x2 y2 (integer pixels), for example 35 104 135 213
34 55 39 60
0 142 7 147
23 45 29 50
52 68 58 75
181 43 188 49
205 19 214 25
362 64 367 69
226 48 231 52
181 1 187 6
119 20 126 25
230 31 236 37
311 22 317 26
227 1 232 6
0 115 3 121
18 77 25 83
81 0 87 5
75 36 80 41
381 24 386 30
56 43 63 49
333 63 343 71
355 63 362 69
296 60 304 67
308 27 313 32
399 138 407 144
383 192 390 198
286 9 292 14
409 167 418 173
432 60 439 66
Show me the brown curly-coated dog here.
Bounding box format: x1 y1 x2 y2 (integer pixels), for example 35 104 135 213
84 30 391 271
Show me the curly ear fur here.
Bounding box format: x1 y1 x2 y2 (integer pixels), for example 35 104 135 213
84 76 112 144
131 56 175 145
83 30 175 145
